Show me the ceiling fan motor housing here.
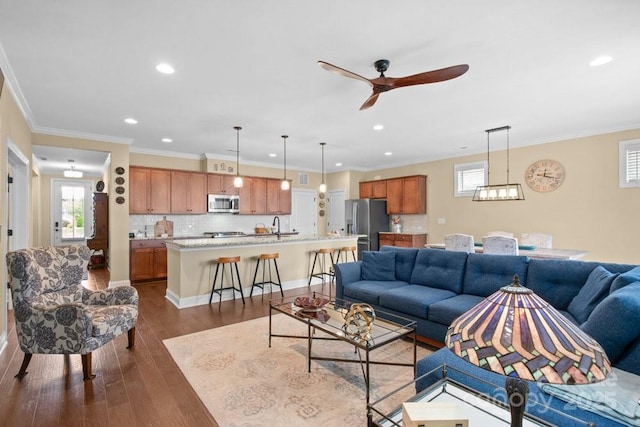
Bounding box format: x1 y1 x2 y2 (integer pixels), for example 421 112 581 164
374 59 390 75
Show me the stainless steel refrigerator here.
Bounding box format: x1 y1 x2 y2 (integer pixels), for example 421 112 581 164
345 198 389 259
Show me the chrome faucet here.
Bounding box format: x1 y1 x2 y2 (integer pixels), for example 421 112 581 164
272 216 281 238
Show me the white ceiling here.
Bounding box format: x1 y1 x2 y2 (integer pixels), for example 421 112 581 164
1 1 639 175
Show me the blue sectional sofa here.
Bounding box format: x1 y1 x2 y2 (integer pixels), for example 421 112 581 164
335 246 640 426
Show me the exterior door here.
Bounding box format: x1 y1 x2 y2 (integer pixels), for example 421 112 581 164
291 189 317 236
51 179 93 246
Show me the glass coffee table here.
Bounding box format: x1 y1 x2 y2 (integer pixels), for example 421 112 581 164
368 364 592 427
269 293 417 410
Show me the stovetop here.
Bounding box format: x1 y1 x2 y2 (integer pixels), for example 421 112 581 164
203 231 247 238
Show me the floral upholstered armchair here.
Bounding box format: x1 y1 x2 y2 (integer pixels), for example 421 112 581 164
6 245 138 380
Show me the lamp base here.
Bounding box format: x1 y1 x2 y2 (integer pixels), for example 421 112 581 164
505 377 529 427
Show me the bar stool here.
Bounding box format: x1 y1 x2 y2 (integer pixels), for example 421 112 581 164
335 246 357 263
250 253 283 299
308 248 336 286
209 256 245 305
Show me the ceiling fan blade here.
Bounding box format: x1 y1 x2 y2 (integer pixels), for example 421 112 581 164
359 92 380 110
318 61 373 87
390 64 469 89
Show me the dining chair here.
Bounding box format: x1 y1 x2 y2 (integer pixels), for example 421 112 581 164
486 231 514 238
444 233 475 253
482 235 519 255
521 232 552 249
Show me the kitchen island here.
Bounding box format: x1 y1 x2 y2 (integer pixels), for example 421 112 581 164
165 234 359 308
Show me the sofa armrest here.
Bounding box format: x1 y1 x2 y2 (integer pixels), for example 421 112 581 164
85 286 139 306
334 261 361 299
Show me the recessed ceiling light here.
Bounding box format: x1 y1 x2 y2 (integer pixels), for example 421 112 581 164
335 162 342 167
589 56 612 67
269 153 277 157
161 138 173 143
156 63 175 74
373 124 384 131
384 152 392 156
124 118 138 124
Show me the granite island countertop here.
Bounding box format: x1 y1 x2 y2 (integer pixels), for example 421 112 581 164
166 234 360 249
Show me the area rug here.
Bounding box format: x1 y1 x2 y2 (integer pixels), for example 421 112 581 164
163 314 432 426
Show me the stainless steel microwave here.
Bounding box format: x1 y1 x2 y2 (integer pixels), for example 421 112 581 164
207 194 239 213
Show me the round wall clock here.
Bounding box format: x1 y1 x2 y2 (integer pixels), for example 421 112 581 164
525 159 565 192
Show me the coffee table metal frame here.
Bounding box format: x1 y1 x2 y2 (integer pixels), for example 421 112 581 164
269 293 417 413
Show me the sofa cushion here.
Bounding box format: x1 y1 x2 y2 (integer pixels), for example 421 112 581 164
526 259 637 310
581 282 640 365
610 266 640 293
427 294 485 326
379 285 457 319
462 253 529 297
361 251 396 281
567 266 618 324
557 310 579 326
343 280 409 306
381 246 419 283
409 249 468 293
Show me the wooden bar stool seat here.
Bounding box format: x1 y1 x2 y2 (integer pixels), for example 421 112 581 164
335 246 357 263
209 256 245 305
250 253 283 299
308 248 336 286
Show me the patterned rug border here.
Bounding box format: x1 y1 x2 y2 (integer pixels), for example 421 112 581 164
163 314 431 426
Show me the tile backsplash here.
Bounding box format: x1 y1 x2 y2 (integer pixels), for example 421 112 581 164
130 214 292 237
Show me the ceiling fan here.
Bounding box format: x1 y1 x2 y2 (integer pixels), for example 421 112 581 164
318 59 469 110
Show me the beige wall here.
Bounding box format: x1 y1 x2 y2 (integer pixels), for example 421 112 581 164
32 133 131 283
1 88 33 341
361 129 640 264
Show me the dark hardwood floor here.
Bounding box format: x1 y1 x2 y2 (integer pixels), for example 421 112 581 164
0 268 331 426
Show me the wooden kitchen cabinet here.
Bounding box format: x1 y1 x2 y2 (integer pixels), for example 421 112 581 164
129 167 172 214
386 175 427 214
239 177 267 214
207 173 238 195
359 180 387 199
171 170 207 214
130 239 167 282
379 233 427 248
266 178 291 214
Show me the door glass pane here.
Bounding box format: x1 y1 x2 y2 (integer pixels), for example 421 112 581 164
61 185 86 240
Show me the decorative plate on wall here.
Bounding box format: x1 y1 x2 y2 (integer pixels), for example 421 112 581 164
115 167 125 175
96 180 105 192
115 186 125 194
115 196 125 204
319 201 325 208
319 209 325 217
115 176 125 185
319 193 325 199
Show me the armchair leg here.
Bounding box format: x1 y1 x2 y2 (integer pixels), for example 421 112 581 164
82 353 96 381
15 353 33 379
127 327 136 349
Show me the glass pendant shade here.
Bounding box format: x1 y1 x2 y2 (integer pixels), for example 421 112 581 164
319 142 327 193
281 135 289 191
233 126 243 188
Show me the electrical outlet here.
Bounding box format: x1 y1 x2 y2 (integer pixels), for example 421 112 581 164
437 218 446 225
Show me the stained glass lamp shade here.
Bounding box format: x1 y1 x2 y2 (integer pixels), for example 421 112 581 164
446 275 610 427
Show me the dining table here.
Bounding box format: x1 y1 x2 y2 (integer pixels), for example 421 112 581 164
425 243 589 260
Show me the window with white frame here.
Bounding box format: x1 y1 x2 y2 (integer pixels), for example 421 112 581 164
620 139 640 188
454 161 487 197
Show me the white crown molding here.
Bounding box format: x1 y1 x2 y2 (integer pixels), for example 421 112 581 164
33 126 134 145
0 40 37 130
130 146 203 160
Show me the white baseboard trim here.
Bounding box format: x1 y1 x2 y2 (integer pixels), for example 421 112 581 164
109 280 132 288
165 278 315 309
0 331 7 357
